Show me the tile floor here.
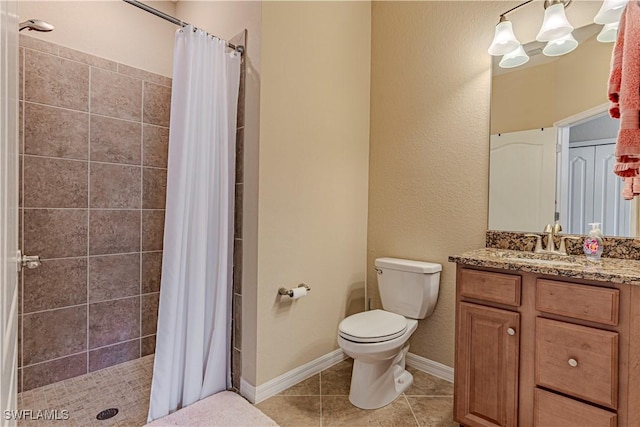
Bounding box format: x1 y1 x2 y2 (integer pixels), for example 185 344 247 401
17 355 153 427
257 358 457 427
16 355 456 427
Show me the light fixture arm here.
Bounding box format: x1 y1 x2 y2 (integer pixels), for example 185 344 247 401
497 0 534 22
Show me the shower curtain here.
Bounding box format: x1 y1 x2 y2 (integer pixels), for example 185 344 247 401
148 26 241 422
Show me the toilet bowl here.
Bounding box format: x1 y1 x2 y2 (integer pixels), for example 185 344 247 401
337 258 441 410
338 310 418 409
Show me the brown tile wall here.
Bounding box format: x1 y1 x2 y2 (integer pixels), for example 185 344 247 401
18 35 170 391
231 30 246 392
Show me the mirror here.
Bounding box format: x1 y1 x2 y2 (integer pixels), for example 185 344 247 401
489 23 638 237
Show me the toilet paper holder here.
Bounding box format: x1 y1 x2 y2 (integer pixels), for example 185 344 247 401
278 284 311 297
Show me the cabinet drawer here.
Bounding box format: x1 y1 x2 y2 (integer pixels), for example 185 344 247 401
534 388 617 427
535 317 618 409
536 279 619 325
459 269 521 306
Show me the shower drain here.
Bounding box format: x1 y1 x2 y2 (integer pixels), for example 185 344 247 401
96 408 119 421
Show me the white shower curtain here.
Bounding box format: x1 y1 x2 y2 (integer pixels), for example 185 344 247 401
148 27 241 422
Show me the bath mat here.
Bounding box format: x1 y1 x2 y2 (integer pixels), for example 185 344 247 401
145 391 279 426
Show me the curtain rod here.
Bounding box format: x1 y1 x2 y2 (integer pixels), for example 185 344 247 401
122 0 244 54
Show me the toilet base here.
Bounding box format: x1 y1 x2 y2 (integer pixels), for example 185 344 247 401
348 344 413 409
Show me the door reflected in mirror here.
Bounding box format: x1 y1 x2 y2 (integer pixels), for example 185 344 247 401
489 23 638 237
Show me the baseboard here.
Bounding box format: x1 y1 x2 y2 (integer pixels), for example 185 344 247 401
239 349 347 404
239 378 257 403
406 352 454 383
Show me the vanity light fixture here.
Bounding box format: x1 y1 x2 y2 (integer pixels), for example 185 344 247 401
594 0 629 24
597 21 620 42
543 32 579 56
490 0 624 69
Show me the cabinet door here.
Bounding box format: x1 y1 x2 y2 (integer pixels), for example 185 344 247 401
455 302 520 427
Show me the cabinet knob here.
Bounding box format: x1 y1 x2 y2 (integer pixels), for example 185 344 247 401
507 328 516 336
568 358 578 368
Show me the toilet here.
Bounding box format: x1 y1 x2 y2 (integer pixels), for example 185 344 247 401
337 257 442 409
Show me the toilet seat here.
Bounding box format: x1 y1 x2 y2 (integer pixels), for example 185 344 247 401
338 309 408 343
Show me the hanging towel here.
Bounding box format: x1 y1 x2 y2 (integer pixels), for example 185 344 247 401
609 1 640 186
622 176 640 200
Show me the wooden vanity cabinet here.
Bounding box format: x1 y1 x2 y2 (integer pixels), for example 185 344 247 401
455 269 522 427
454 265 640 427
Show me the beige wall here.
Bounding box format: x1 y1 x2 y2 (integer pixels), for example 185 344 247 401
368 1 504 368
491 36 613 134
174 0 263 388
256 1 371 385
16 1 176 77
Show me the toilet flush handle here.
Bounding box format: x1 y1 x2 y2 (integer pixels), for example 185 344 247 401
374 267 383 275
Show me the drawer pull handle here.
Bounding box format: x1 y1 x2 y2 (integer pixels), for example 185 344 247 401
568 358 578 368
507 328 516 336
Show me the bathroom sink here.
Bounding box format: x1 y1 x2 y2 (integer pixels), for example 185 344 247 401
502 257 581 267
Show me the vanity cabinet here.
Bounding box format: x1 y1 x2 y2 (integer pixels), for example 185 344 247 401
453 265 640 427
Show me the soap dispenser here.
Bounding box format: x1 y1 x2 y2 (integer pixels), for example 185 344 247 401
583 222 604 262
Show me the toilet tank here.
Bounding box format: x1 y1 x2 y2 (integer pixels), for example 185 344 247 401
375 257 442 319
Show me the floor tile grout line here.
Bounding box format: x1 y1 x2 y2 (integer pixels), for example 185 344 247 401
405 394 454 397
403 394 421 427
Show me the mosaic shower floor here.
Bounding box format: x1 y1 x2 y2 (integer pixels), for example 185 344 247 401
17 355 153 427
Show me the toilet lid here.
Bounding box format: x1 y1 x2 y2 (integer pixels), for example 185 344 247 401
338 310 407 343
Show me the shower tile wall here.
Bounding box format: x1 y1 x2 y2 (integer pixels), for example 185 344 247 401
18 35 170 392
231 30 246 392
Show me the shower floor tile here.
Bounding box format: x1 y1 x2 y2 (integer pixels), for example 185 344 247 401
17 355 153 427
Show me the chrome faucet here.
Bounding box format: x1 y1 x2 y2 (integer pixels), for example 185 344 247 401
525 223 580 255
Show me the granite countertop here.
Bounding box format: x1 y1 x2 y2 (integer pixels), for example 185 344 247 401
448 248 640 286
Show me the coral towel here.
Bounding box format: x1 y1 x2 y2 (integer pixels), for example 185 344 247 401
609 1 640 199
